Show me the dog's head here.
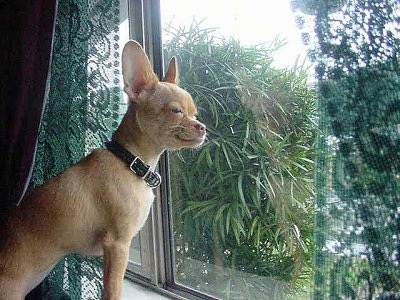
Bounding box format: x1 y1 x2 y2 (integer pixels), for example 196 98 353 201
122 41 206 150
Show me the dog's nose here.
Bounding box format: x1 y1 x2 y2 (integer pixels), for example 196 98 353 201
195 123 206 133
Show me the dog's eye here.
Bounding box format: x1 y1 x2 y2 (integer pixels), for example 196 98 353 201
171 108 183 114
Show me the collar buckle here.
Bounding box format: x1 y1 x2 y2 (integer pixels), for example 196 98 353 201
129 157 151 179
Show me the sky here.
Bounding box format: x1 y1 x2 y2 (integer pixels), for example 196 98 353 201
160 0 310 68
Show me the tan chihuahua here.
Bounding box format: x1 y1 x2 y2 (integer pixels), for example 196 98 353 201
0 40 206 299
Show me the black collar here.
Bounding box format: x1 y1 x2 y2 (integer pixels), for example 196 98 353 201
105 140 161 188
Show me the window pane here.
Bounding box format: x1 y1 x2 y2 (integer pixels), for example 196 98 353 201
161 0 316 298
129 235 142 265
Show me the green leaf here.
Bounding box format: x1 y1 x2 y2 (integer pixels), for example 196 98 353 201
221 143 233 170
226 208 232 234
215 203 229 222
182 199 217 215
237 173 251 218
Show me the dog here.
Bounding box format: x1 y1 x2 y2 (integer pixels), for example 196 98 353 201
0 40 206 299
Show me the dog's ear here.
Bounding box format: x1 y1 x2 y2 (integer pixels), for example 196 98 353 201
122 40 159 100
163 57 179 85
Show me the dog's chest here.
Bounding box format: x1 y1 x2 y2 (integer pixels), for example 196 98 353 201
129 183 155 231
106 180 155 235
83 184 154 256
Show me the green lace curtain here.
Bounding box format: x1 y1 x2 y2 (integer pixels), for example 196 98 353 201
32 0 121 298
292 0 399 298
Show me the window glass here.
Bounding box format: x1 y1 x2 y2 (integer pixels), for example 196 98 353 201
161 0 316 298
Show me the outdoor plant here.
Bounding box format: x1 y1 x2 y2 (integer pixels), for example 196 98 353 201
164 20 317 297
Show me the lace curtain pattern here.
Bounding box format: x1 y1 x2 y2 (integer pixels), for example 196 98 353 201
292 0 400 298
32 0 121 298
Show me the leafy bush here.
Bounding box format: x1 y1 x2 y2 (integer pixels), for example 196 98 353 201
164 21 317 297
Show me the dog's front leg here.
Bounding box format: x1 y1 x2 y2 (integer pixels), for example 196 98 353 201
102 239 130 300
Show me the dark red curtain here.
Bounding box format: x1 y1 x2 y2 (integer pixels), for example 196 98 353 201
0 0 58 208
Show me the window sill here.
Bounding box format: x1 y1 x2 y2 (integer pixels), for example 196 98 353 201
123 279 171 300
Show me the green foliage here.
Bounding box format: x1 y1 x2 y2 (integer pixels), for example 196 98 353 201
164 21 317 296
292 0 400 298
